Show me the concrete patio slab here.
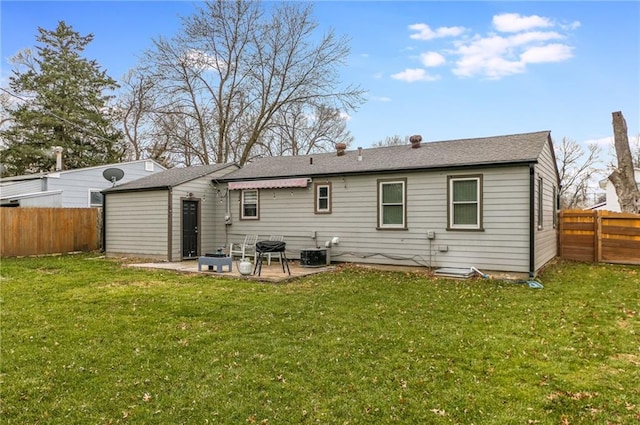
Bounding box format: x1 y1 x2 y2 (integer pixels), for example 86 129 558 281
127 258 334 283
125 258 531 284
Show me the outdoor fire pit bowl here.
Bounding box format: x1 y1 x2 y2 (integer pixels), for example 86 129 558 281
254 241 290 276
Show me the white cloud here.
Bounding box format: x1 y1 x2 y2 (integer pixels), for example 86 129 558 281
183 49 222 71
391 68 440 82
561 20 581 31
409 23 466 40
370 95 392 102
420 51 446 67
398 12 578 81
452 31 573 78
582 136 613 147
340 111 352 121
493 13 553 33
520 43 574 63
509 31 563 46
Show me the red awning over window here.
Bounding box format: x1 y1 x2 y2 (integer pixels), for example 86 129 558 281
228 178 309 190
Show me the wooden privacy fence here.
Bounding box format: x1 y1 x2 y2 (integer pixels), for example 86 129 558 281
0 208 102 257
559 209 640 265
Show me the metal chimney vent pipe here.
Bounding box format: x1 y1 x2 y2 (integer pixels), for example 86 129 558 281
52 146 63 170
410 135 422 148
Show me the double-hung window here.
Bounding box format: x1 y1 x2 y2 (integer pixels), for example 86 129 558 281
448 175 482 230
378 179 406 229
241 189 259 219
315 183 332 214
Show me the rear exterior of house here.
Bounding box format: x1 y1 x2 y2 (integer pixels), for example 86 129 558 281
216 131 559 275
103 163 238 261
0 160 165 207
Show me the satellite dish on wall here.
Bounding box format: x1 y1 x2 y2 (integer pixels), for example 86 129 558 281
103 168 125 186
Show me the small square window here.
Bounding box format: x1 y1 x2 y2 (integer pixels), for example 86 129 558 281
241 189 259 220
89 190 103 207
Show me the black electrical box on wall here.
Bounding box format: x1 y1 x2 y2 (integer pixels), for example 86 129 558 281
300 248 329 267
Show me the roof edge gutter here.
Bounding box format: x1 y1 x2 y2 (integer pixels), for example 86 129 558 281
102 185 172 194
218 160 538 183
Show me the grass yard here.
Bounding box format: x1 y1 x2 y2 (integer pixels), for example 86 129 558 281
1 255 639 424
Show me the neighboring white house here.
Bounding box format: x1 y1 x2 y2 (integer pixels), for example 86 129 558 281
0 159 166 207
595 168 640 212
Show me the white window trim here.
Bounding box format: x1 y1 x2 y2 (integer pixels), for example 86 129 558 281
88 189 103 207
537 176 543 230
240 189 259 220
448 176 481 230
552 185 558 228
315 183 331 214
378 179 406 229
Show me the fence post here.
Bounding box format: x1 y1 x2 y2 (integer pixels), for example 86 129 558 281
594 210 602 263
558 210 565 258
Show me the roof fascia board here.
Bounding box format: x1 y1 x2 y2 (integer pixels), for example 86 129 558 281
218 159 537 182
102 186 171 194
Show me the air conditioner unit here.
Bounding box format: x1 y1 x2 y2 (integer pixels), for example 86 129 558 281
300 247 330 267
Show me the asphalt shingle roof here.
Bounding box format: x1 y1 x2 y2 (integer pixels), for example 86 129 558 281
220 131 552 181
104 163 237 193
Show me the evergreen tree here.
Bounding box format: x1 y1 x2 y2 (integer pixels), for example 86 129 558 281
0 21 123 176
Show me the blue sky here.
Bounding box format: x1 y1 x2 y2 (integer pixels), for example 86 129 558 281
1 1 639 159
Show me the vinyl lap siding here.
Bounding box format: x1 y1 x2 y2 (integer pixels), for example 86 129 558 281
0 179 45 197
169 167 236 260
225 166 532 272
105 191 169 259
47 161 163 207
169 179 215 260
535 140 559 271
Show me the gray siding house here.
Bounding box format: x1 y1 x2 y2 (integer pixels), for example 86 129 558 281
102 163 239 261
0 160 166 207
215 131 559 276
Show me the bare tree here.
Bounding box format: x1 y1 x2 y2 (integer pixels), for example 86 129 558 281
259 104 353 157
139 0 365 166
116 69 158 161
0 90 14 133
555 137 602 209
371 135 407 148
609 111 640 213
631 133 640 168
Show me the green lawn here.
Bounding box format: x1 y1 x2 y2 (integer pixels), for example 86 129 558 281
1 254 639 424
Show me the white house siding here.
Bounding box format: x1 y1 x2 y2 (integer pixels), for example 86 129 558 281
534 140 559 272
601 169 640 212
48 161 163 208
0 179 45 198
105 190 169 259
219 165 534 273
16 191 62 207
